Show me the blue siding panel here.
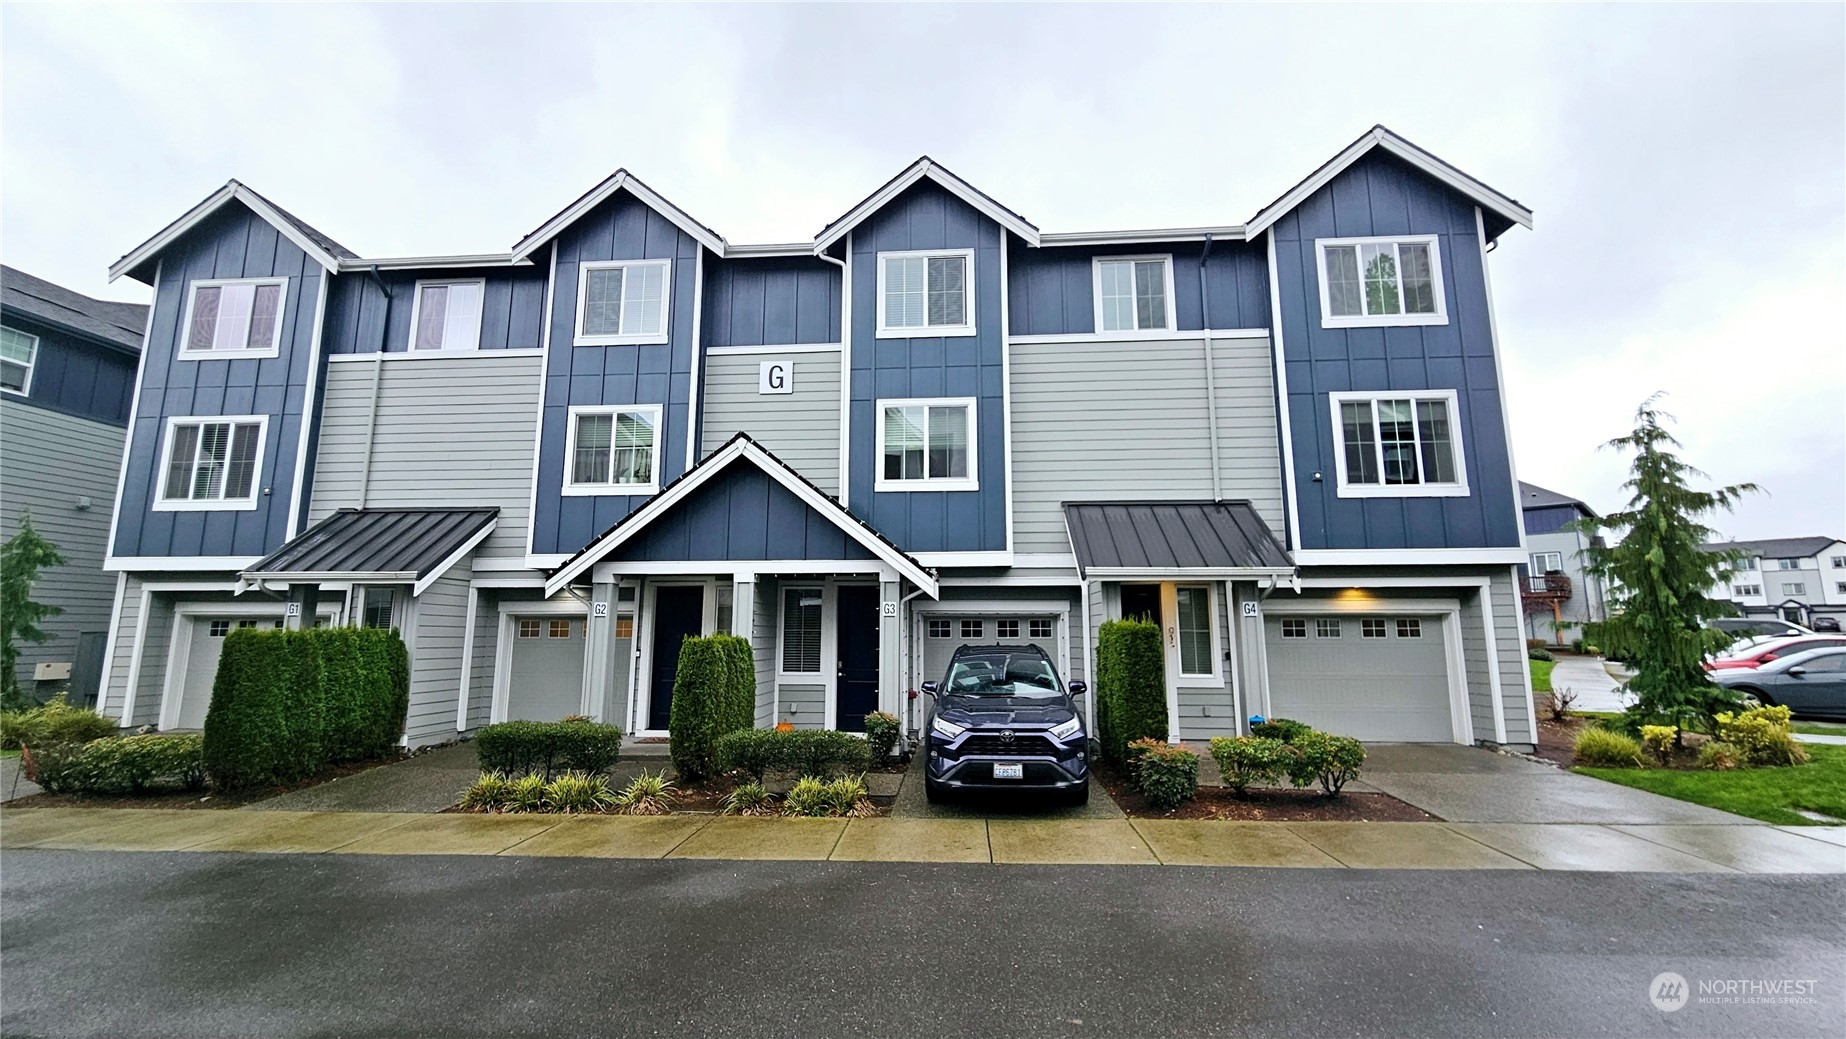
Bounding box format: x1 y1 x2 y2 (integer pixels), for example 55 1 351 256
0 315 135 426
1007 239 1271 336
1273 152 1521 552
701 257 842 349
1523 504 1580 537
322 266 547 354
608 462 875 563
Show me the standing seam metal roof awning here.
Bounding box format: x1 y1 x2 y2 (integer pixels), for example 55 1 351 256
1063 501 1293 578
241 507 498 596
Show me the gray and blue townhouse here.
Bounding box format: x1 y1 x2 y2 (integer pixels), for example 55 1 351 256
94 126 1542 751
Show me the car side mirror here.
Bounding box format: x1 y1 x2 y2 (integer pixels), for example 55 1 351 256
1787 667 1807 678
920 681 939 695
1068 680 1087 695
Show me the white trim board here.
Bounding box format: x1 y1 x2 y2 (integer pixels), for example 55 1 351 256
105 556 263 572
511 169 727 262
104 258 161 569
110 181 346 282
1009 328 1270 346
704 342 842 357
1291 548 1528 566
814 157 1039 253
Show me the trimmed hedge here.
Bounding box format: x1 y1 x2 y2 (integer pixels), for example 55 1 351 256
1 694 118 750
668 634 755 783
714 728 871 781
863 711 902 763
1208 735 1292 796
1127 737 1198 810
475 719 623 778
1096 618 1165 761
32 734 204 794
1251 718 1311 743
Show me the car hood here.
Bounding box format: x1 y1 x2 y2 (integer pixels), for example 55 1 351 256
937 695 1077 728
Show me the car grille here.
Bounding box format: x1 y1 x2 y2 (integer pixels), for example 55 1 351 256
957 733 1059 757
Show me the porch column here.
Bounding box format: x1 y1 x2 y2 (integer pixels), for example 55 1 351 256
284 583 319 631
583 578 619 724
732 574 759 727
879 576 903 721
1233 582 1268 734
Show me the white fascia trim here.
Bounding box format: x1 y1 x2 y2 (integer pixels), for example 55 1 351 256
1039 225 1247 247
105 556 260 572
938 572 1082 587
411 519 497 596
524 243 558 557
1009 327 1270 347
511 171 727 263
1090 254 1178 334
594 559 889 579
286 270 331 539
105 259 160 565
1295 576 1489 590
523 554 572 569
705 342 843 357
723 242 816 258
338 254 534 271
1477 206 1529 555
814 159 1040 253
1266 232 1302 554
1244 127 1533 238
148 414 270 512
1012 552 1078 569
1292 548 1528 566
912 550 1014 568
544 437 938 598
327 349 547 364
471 574 548 588
1085 567 1297 581
110 182 343 282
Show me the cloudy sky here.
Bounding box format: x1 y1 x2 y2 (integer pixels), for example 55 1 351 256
4 3 1841 541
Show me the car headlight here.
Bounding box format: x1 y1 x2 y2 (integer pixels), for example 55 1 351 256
1048 716 1083 742
931 715 967 740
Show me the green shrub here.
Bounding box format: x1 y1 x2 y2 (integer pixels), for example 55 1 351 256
777 774 874 818
1525 637 1548 652
714 728 783 781
1096 618 1164 761
543 772 617 813
1129 742 1198 810
1209 735 1291 796
612 768 675 815
1528 646 1554 662
1715 706 1809 767
32 734 204 794
720 781 777 816
503 773 550 812
1 694 117 750
715 728 870 780
459 771 515 811
475 719 623 779
863 711 902 764
1639 724 1677 764
1570 638 1586 654
668 634 755 784
1124 735 1165 764
1250 718 1311 743
1574 727 1644 768
781 776 831 817
823 775 876 817
1697 741 1745 771
1285 730 1365 796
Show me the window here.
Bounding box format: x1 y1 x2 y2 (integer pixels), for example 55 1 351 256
927 618 952 639
876 249 974 337
1029 618 1054 640
518 619 541 638
408 280 484 351
575 260 670 345
614 615 635 639
1785 583 1806 597
1316 618 1341 638
1331 391 1466 497
1836 583 1846 596
565 405 661 494
156 417 266 510
715 585 734 635
548 619 573 639
1316 236 1445 327
877 398 976 491
1397 618 1422 638
1739 557 1760 571
960 619 983 640
1531 552 1563 574
1733 585 1762 597
209 620 231 637
996 620 1020 640
1094 256 1172 332
1831 556 1846 568
781 588 822 673
362 588 396 630
1176 586 1213 676
1362 618 1387 639
1799 653 1845 674
1776 558 1803 570
1 326 38 393
180 278 287 356
1281 618 1307 639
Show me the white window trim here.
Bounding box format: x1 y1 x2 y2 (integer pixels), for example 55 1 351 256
176 277 289 359
1328 389 1470 499
1090 254 1177 334
1314 235 1448 329
1784 583 1807 596
405 278 486 352
777 584 827 682
561 403 664 496
0 325 39 394
574 259 672 346
874 248 977 339
150 414 268 512
873 395 979 493
1173 582 1223 687
1531 551 1562 573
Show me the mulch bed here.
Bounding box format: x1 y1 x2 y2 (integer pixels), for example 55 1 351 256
1534 716 1586 768
1094 762 1435 822
7 757 398 811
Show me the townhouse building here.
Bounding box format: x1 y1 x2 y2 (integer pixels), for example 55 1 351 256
95 126 1541 750
1706 536 1846 630
1517 481 1606 645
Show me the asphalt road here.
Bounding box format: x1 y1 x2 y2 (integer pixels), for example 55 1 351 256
2 851 1840 1039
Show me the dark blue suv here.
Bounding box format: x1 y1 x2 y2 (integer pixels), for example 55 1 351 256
921 644 1089 806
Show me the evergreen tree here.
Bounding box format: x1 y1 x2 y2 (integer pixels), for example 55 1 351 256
2 512 66 709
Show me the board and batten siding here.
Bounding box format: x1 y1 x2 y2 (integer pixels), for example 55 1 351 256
1009 336 1286 554
699 350 842 495
309 353 541 557
0 398 128 694
404 559 471 746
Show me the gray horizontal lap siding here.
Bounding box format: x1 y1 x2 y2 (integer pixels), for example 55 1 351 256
1273 152 1519 552
779 683 825 730
701 257 841 348
605 462 874 563
1177 583 1238 739
113 202 321 559
405 559 471 747
321 266 547 354
0 315 136 425
468 591 498 730
699 351 842 495
753 579 777 728
1007 240 1270 336
308 354 542 558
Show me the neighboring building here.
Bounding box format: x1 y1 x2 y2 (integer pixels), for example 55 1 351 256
1517 481 1606 644
1705 536 1846 629
0 266 146 704
95 125 1544 751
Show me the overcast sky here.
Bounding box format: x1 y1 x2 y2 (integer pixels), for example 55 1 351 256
4 3 1841 541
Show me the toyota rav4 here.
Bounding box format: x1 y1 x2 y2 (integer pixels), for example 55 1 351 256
921 644 1089 806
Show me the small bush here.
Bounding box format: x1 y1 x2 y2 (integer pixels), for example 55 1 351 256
863 711 902 764
782 776 833 817
1283 730 1365 797
1528 646 1554 662
720 781 777 816
1584 645 1602 657
1 694 117 750
1250 718 1312 744
543 772 617 813
1574 727 1644 768
1526 638 1548 651
1697 741 1745 771
1546 687 1580 722
669 634 756 784
612 769 676 815
1209 735 1291 796
714 728 783 782
503 773 550 812
823 775 877 817
1096 618 1165 761
1715 706 1809 767
1124 736 1165 764
475 719 623 779
1130 742 1199 810
768 730 873 778
1639 725 1677 765
459 771 515 811
1570 638 1586 654
30 733 204 794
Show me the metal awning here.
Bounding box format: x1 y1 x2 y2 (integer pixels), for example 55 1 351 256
1062 501 1294 580
241 507 498 596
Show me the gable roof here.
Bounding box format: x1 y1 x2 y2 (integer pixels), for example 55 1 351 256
1244 125 1533 239
110 180 357 284
1703 536 1844 561
510 169 728 262
545 433 937 597
0 266 147 354
242 507 498 597
1063 501 1294 578
813 156 1040 253
1519 481 1595 516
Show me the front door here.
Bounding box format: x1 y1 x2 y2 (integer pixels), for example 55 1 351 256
835 584 879 732
1120 583 1160 622
649 585 705 731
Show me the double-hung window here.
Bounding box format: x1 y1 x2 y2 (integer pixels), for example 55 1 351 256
876 397 976 491
361 587 398 630
180 278 287 357
1175 585 1216 679
1316 236 1445 327
1531 552 1563 574
1093 256 1173 333
408 280 484 351
0 326 38 393
1330 390 1467 497
876 249 974 338
781 588 822 675
1784 582 1806 597
575 260 670 345
1733 584 1762 597
564 404 661 495
156 416 266 510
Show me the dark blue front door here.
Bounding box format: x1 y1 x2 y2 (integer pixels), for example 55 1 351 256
649 586 704 731
836 585 880 732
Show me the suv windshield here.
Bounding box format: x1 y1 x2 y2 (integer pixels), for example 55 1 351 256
944 651 1064 699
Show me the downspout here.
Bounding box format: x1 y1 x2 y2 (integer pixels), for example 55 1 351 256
898 583 929 742
355 269 391 507
1198 235 1223 499
814 246 849 507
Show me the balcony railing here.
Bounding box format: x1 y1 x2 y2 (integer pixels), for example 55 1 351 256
1522 572 1572 602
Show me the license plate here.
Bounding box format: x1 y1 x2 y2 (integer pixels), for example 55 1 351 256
992 763 1024 780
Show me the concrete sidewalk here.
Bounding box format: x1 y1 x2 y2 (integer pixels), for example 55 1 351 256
4 806 1840 872
1546 654 1630 713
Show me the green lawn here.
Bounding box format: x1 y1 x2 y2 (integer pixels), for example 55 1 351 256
0 748 17 759
1577 744 1846 826
1792 721 1846 737
1529 658 1554 693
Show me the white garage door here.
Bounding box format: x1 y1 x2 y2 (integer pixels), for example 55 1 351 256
1264 614 1455 742
506 616 586 721
920 614 1062 687
176 616 284 729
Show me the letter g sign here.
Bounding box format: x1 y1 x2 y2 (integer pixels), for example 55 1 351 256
759 360 793 394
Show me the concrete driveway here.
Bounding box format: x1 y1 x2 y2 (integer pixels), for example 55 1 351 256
1360 744 1752 824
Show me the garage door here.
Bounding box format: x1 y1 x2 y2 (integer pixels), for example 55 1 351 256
921 614 1061 687
506 616 586 721
1264 614 1455 742
176 616 284 729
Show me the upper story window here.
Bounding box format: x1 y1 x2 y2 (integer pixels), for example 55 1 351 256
409 280 484 351
1733 584 1762 597
155 416 266 511
180 278 287 358
1832 556 1846 568
1330 390 1467 498
1093 256 1173 333
1775 558 1806 570
564 404 660 495
876 249 974 338
1784 582 1807 596
1738 557 1761 572
575 260 670 346
1531 551 1563 574
1316 236 1446 328
876 397 977 492
0 326 38 393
